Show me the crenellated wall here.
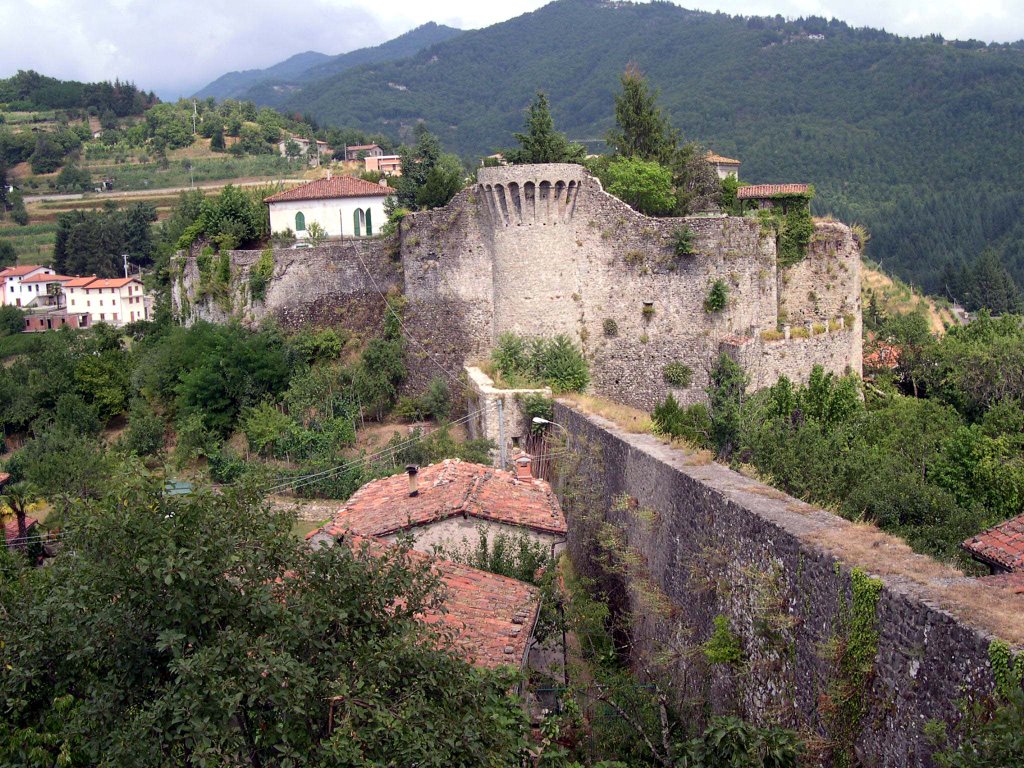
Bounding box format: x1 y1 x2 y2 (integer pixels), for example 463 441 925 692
174 164 862 405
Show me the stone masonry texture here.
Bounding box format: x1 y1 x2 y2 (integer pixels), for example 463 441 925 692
553 401 1015 768
173 164 862 406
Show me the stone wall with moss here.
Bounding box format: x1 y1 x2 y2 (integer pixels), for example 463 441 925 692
554 401 1018 768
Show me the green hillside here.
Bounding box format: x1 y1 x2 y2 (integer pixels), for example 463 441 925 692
195 23 463 105
256 0 1024 295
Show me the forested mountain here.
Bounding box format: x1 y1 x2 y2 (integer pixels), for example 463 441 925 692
194 23 463 104
0 70 156 115
193 51 332 101
221 0 1024 295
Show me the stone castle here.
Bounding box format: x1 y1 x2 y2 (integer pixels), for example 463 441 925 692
174 162 862 408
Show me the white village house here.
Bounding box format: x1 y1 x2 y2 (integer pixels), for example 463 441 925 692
63 276 150 326
264 175 392 239
0 265 57 307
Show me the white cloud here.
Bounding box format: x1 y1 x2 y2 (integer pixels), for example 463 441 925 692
0 0 1021 99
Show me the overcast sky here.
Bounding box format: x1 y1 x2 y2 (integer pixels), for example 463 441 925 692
2 0 1021 99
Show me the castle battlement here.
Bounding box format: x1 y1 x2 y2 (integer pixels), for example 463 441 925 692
174 163 862 409
478 163 588 226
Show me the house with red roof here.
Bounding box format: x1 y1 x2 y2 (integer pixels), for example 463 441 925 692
62 276 150 327
0 265 56 307
303 457 566 670
706 152 741 180
264 173 392 239
962 513 1024 575
308 457 566 555
736 183 813 213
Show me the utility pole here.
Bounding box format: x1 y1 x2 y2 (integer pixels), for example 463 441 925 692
123 253 129 279
192 100 198 135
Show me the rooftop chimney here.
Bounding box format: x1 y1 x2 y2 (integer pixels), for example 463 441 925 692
406 464 419 496
379 178 388 187
514 454 532 481
326 169 332 180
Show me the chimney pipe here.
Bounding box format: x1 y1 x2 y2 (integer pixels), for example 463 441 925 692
326 169 332 180
514 454 532 481
406 464 419 496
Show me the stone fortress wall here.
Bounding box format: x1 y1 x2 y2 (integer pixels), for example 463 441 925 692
174 163 862 408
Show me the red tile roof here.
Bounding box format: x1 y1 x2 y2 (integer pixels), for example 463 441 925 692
64 277 98 288
706 152 740 165
315 459 566 539
340 535 540 669
737 184 811 199
977 571 1024 594
3 516 38 546
864 343 901 370
0 265 49 278
347 144 380 151
86 277 141 290
962 514 1024 572
264 176 391 203
21 273 72 284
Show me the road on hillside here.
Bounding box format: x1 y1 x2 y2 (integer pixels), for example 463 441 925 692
24 178 308 204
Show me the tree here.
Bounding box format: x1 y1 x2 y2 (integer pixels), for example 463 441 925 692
0 241 16 269
305 220 327 246
55 162 91 192
29 134 65 174
595 156 675 216
0 472 528 766
210 124 226 152
284 138 302 160
0 304 24 335
10 190 28 225
394 125 463 211
505 91 585 165
708 352 748 458
606 63 678 164
0 480 38 551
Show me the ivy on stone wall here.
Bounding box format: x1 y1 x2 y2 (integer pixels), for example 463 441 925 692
248 248 274 303
822 565 882 768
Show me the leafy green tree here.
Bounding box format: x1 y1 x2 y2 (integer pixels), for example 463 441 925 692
122 398 166 457
0 480 38 551
0 304 23 335
0 471 528 766
394 125 463 211
55 162 91 192
284 138 302 159
605 63 678 164
505 91 585 165
20 427 110 500
210 124 225 151
708 353 748 458
594 156 675 216
29 134 65 174
10 189 28 225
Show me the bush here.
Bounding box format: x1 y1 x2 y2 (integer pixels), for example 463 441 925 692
671 226 695 257
432 526 553 585
662 361 692 388
491 333 589 393
122 398 165 456
651 394 711 445
593 156 675 216
248 248 274 302
521 393 554 435
704 279 729 312
602 318 618 337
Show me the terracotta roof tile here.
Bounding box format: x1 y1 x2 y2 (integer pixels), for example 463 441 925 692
64 277 98 288
340 535 540 669
962 514 1024 572
0 265 49 278
20 274 72 284
736 184 811 199
864 343 901 369
3 516 38 546
317 459 566 539
264 175 391 203
706 152 740 165
86 277 141 289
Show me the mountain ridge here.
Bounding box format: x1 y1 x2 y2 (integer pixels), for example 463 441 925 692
193 22 463 103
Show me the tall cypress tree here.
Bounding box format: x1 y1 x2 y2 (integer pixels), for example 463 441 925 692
605 63 678 163
506 92 585 165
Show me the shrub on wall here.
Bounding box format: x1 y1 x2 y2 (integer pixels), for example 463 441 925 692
603 318 619 337
704 280 729 312
491 333 589 393
671 226 695 258
662 362 693 388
